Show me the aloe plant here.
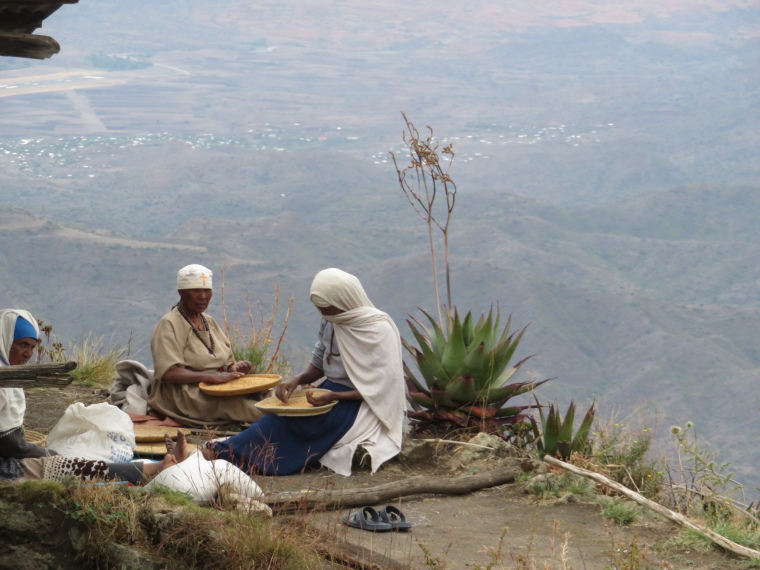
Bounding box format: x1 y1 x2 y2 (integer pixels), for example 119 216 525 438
403 307 549 432
530 401 595 460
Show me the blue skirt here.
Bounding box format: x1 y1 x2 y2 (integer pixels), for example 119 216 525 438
211 380 361 476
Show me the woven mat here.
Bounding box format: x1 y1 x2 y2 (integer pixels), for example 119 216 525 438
133 442 199 456
133 426 192 443
255 388 337 417
199 373 281 397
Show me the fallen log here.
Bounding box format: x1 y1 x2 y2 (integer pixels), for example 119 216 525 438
544 455 760 560
265 460 536 513
0 361 77 388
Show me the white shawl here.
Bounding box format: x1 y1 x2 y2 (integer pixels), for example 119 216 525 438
325 307 405 447
0 309 40 433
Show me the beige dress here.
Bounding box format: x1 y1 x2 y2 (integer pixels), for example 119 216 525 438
148 307 264 427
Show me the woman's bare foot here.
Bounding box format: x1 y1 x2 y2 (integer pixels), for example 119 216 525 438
142 453 178 479
201 441 216 461
164 433 175 454
172 430 188 462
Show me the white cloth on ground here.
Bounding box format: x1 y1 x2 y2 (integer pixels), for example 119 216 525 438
146 451 263 503
107 359 155 415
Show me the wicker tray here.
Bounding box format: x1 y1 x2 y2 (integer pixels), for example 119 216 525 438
24 430 46 446
133 441 199 456
133 426 192 443
199 374 282 397
255 388 337 417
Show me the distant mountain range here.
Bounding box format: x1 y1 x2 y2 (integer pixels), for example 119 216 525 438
0 142 757 488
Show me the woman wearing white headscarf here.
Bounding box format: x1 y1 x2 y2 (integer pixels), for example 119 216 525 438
0 309 50 460
209 268 406 476
149 264 264 427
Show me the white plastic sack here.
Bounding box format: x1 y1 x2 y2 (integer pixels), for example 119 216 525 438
146 452 263 503
46 402 135 462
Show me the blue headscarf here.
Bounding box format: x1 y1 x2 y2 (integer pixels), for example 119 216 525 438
13 317 37 341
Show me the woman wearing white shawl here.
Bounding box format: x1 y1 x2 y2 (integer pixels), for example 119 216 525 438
210 268 406 476
0 309 50 460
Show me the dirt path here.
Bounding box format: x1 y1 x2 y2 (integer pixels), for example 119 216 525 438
22 386 750 569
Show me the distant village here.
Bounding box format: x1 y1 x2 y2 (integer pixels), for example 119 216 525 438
0 121 616 179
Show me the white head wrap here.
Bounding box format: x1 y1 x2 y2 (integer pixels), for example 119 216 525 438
0 309 39 433
309 268 374 311
177 264 213 290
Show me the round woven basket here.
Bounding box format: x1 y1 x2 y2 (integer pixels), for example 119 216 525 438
24 430 46 446
255 388 337 417
199 373 281 397
133 442 199 456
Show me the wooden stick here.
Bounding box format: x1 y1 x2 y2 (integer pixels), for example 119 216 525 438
265 462 532 513
543 455 760 560
671 484 760 525
416 438 495 450
0 361 77 388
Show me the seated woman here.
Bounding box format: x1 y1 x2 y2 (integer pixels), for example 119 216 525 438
0 309 52 459
148 264 264 428
0 308 190 484
208 268 406 476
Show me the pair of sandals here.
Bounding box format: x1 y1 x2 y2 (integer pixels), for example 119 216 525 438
341 505 412 532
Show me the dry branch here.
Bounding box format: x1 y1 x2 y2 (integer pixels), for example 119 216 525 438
0 361 77 388
265 461 533 513
544 455 760 560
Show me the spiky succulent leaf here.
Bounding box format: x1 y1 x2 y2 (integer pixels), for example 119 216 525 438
493 405 531 418
490 327 529 380
406 321 450 386
558 402 576 445
407 390 436 409
481 380 536 406
403 362 430 396
572 403 596 453
461 311 475 347
440 310 467 378
443 374 478 404
541 405 561 456
459 404 496 418
417 309 447 357
489 356 532 390
429 383 459 408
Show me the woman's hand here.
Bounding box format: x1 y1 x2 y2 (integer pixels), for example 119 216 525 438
305 389 338 407
228 360 252 374
275 379 299 403
206 371 245 385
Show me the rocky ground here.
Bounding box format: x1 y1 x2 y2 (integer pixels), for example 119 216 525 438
9 385 753 569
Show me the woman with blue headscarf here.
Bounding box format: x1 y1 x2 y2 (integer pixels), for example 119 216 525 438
0 309 193 484
0 309 49 459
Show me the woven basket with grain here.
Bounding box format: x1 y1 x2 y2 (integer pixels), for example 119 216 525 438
255 388 337 417
199 373 282 397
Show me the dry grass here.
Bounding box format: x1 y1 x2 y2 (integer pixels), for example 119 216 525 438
220 271 293 377
66 335 129 387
